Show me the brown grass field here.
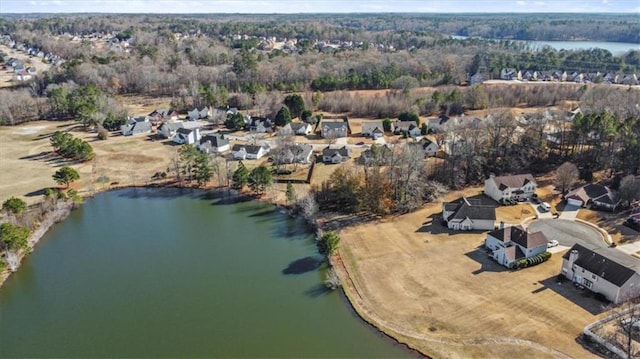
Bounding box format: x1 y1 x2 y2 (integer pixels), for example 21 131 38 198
334 188 609 359
0 120 175 205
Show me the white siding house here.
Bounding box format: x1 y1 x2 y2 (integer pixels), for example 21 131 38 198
484 226 548 268
361 120 385 139
173 128 201 145
565 183 620 211
484 174 537 203
562 244 640 304
442 197 496 231
231 144 269 160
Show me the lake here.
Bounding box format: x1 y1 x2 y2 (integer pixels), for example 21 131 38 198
0 188 415 358
451 35 639 55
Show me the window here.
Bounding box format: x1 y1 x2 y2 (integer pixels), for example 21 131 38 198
583 279 593 289
591 274 597 280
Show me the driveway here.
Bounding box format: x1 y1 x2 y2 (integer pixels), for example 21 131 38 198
558 204 580 220
527 219 607 250
532 202 553 219
617 241 640 256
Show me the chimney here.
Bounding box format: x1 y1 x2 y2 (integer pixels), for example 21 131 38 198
500 221 505 229
569 249 579 266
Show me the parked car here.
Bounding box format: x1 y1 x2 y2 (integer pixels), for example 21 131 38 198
531 197 540 204
540 202 552 211
547 240 559 248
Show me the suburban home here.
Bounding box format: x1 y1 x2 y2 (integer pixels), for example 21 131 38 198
359 144 393 166
289 122 313 136
198 134 230 154
565 183 620 211
322 146 352 164
12 71 32 81
273 143 314 164
173 127 201 145
500 68 522 81
157 121 184 139
484 174 537 203
247 116 273 133
394 121 421 137
562 244 640 304
319 119 350 138
231 144 269 160
361 120 385 139
148 109 179 122
484 226 548 268
442 197 496 231
187 107 211 121
421 138 439 157
120 117 152 136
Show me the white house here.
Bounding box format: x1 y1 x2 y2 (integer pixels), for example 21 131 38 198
148 109 179 122
562 244 640 304
320 120 350 138
197 134 230 154
173 128 201 145
231 144 269 160
157 122 184 139
484 174 537 203
273 143 314 164
442 197 496 231
322 146 351 164
565 183 620 211
247 116 273 133
484 226 548 268
361 120 385 139
421 138 439 157
289 122 313 136
394 121 421 137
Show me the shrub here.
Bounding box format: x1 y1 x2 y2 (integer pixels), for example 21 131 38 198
514 251 552 269
97 127 109 140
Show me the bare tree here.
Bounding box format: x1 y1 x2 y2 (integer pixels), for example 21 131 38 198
619 175 640 207
555 161 579 195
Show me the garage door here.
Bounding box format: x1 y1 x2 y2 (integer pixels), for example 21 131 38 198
567 198 583 206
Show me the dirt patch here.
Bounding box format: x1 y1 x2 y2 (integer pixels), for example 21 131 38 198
336 190 607 358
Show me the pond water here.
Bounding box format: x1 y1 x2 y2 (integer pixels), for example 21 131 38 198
451 35 639 55
0 188 416 358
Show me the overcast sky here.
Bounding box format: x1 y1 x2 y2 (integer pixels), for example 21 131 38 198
1 0 639 14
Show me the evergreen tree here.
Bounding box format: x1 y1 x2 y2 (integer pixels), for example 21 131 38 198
274 106 292 127
232 161 249 190
286 182 297 204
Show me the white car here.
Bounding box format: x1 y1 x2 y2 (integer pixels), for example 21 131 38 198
547 240 559 248
540 202 552 212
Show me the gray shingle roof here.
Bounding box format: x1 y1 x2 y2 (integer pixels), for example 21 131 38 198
232 144 263 155
322 146 351 158
489 226 547 249
445 197 496 221
490 174 536 191
200 134 228 147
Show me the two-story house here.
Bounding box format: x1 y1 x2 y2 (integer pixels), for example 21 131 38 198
484 174 537 203
562 244 640 304
485 226 548 268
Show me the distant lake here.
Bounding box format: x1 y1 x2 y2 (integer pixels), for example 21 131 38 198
451 35 639 55
0 188 416 358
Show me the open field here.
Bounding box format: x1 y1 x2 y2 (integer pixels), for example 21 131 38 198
0 44 52 88
335 188 609 358
0 121 174 205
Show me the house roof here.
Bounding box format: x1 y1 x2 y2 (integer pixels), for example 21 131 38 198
290 122 310 131
322 146 351 158
231 144 264 155
159 122 184 131
564 243 639 287
322 121 348 130
489 226 548 249
395 122 418 131
126 121 151 133
505 245 526 262
176 127 194 135
489 174 537 191
422 138 436 149
445 197 496 222
200 134 229 147
361 121 384 133
566 183 619 206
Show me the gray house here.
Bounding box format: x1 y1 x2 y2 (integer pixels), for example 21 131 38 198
322 146 351 164
157 122 184 139
121 118 152 136
361 120 385 139
319 120 350 138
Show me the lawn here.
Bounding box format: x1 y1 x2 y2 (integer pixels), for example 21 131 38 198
335 189 608 358
577 208 639 245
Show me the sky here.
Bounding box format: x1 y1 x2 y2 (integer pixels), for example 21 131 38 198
1 0 639 14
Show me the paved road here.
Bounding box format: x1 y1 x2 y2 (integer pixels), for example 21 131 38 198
528 219 606 250
558 204 580 220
